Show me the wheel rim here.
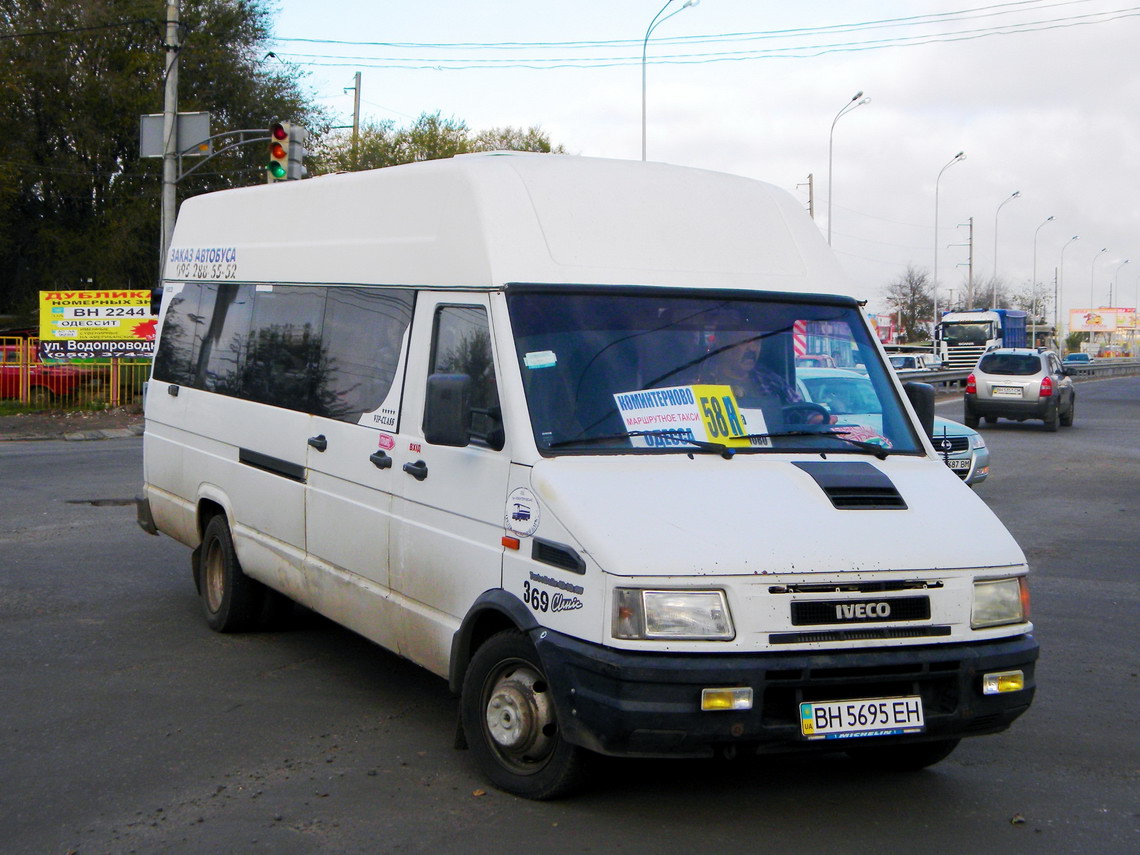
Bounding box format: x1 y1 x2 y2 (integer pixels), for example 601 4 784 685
203 539 225 614
482 659 557 774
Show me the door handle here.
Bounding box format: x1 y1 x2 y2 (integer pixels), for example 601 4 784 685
402 459 428 481
307 434 328 452
369 450 393 470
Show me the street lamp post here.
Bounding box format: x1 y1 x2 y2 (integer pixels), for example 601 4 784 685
1090 247 1108 307
641 0 698 162
1058 235 1078 338
1031 215 1055 341
827 90 870 246
1111 258 1130 306
932 152 966 351
992 190 1021 305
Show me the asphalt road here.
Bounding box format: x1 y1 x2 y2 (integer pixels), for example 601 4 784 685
1 377 1137 855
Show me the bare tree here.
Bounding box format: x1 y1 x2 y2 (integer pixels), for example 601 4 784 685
883 265 934 342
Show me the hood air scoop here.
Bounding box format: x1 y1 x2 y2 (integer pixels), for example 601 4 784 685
793 461 907 510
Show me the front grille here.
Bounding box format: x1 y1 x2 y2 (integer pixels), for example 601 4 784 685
791 596 931 626
769 626 951 645
935 436 970 453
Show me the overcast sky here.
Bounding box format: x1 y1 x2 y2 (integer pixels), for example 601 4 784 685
269 0 1140 319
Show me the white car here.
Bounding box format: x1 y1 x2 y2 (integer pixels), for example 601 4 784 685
797 367 989 486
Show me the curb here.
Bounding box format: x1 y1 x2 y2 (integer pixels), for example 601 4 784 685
1 424 144 443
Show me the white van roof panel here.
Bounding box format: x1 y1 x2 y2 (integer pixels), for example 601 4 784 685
167 152 856 298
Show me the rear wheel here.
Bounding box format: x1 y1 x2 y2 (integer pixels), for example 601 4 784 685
846 737 960 771
461 630 586 800
1044 405 1060 432
963 406 979 429
1060 396 1075 427
199 514 267 633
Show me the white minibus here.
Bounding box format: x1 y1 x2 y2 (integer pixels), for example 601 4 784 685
139 153 1036 798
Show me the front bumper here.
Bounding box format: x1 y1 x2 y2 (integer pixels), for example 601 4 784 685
533 629 1037 758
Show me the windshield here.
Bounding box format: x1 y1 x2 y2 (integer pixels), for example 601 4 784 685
507 288 923 456
943 321 992 345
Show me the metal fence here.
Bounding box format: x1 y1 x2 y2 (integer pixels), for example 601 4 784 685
0 336 150 410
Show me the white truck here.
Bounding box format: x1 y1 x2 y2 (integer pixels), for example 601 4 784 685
138 153 1037 798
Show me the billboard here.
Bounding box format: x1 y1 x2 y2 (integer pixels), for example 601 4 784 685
1068 307 1136 332
38 290 157 359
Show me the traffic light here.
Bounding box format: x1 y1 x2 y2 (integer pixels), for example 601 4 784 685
267 121 290 182
286 125 307 180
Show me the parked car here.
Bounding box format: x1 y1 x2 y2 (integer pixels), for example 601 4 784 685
794 353 838 369
1061 352 1093 365
964 348 1075 431
0 344 90 405
795 367 989 485
888 353 943 372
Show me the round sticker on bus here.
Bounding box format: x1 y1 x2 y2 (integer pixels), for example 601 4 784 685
505 487 540 537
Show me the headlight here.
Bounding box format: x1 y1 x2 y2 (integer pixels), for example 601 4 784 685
971 433 987 449
971 577 1029 628
613 589 734 640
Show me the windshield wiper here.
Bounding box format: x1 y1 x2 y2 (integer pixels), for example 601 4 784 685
737 429 892 460
547 430 735 458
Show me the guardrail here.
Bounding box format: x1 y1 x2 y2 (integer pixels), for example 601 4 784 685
897 358 1140 396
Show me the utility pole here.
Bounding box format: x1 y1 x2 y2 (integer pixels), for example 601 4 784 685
798 173 815 219
351 71 361 170
967 216 974 305
160 0 181 281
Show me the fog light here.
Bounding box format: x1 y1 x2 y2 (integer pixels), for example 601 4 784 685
982 670 1025 695
701 687 753 711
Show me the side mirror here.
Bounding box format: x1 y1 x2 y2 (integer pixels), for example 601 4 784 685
904 381 936 438
423 373 471 447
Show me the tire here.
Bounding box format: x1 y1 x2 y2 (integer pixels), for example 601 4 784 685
846 737 960 772
1060 396 1075 427
982 415 997 425
460 630 587 800
199 514 267 633
1044 404 1059 432
27 386 55 408
963 406 979 430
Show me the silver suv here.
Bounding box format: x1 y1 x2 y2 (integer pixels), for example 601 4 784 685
964 348 1075 431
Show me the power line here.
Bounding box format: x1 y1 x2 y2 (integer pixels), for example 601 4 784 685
267 6 1140 71
0 19 158 41
269 1 1097 50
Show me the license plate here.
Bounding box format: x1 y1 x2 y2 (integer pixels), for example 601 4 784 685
800 696 925 740
947 458 970 470
992 385 1022 398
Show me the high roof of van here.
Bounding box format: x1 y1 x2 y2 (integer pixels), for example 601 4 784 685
167 152 856 299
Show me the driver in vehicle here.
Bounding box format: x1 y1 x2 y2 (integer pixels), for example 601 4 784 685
695 322 834 425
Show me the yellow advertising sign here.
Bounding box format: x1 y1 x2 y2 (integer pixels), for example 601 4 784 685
38 290 156 359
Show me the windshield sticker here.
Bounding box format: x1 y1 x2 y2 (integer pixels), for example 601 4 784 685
505 487 540 537
524 350 558 369
613 385 769 448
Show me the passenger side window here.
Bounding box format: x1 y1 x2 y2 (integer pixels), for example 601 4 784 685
430 306 504 450
320 288 414 424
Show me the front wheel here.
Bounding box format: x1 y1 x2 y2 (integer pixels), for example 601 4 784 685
460 630 586 800
846 737 960 771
